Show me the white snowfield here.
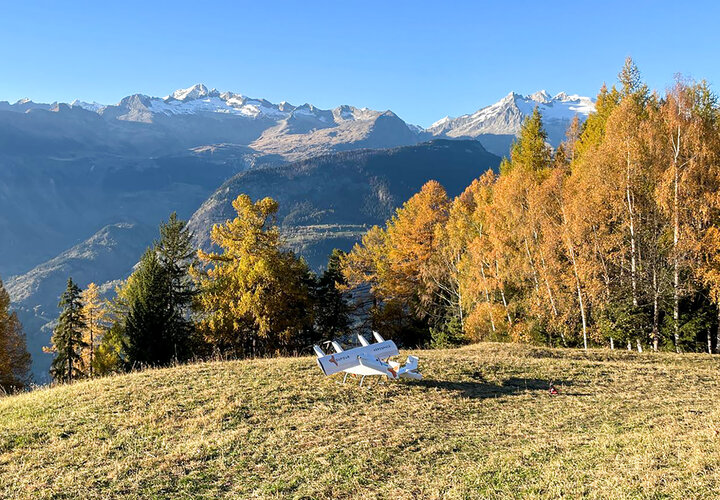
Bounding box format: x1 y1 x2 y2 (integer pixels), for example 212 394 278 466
428 90 595 138
59 83 384 124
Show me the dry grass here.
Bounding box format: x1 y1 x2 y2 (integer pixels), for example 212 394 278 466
1 343 720 499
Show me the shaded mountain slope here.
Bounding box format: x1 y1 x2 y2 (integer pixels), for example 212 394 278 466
6 223 157 379
188 139 501 270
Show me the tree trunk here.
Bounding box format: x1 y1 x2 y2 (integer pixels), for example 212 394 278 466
592 226 611 299
716 304 720 354
673 141 680 353
536 239 559 318
568 243 588 350
479 263 496 332
524 238 541 307
610 337 614 350
636 339 643 353
672 131 681 354
495 259 512 327
561 207 587 351
626 144 638 309
457 289 464 331
707 328 712 355
652 266 660 352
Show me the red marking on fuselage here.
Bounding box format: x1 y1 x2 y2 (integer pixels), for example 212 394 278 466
329 355 338 366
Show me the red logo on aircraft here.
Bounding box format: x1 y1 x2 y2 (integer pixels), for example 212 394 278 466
387 366 397 378
329 355 338 366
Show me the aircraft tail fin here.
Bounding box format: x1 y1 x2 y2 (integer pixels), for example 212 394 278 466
372 331 385 343
331 341 344 353
398 355 422 380
313 345 326 357
357 334 370 346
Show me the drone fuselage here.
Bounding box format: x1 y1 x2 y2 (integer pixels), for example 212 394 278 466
314 333 422 382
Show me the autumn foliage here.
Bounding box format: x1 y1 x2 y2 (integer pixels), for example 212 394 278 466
344 59 720 353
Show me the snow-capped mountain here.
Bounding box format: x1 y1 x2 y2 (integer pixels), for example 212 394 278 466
0 98 53 113
63 83 399 130
0 84 595 159
428 91 595 155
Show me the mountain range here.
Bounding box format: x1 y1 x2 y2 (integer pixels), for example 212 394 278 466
0 83 592 161
0 84 595 377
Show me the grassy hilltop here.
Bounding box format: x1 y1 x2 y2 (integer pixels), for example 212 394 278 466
1 343 720 499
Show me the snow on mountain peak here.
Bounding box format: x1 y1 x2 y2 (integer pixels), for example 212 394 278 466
429 116 452 129
169 83 210 102
426 90 596 148
529 90 552 103
70 100 106 112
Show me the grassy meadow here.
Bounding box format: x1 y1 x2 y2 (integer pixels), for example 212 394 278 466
1 343 720 499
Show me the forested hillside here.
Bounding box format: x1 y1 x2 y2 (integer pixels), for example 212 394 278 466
188 139 501 270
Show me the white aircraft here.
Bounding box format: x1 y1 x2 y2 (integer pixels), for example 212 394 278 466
314 331 422 385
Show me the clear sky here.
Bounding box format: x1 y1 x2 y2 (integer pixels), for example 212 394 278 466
1 0 719 127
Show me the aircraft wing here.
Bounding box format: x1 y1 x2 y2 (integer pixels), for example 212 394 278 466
316 351 360 376
316 340 400 376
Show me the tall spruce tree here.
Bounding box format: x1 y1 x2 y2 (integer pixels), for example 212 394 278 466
0 276 31 392
315 249 351 337
50 278 87 383
509 107 552 173
123 248 178 367
120 213 198 368
156 212 197 359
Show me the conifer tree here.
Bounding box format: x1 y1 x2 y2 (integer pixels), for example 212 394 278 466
509 107 552 173
0 276 31 392
49 278 87 383
194 195 314 356
94 279 134 375
123 249 177 367
455 172 505 341
315 249 351 337
342 58 720 353
156 212 197 359
343 181 450 344
80 283 109 377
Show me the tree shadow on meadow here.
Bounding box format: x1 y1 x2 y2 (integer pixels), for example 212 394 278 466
407 373 589 400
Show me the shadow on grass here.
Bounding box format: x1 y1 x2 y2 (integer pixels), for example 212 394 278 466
408 375 588 400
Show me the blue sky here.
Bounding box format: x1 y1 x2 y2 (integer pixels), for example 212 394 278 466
1 0 719 127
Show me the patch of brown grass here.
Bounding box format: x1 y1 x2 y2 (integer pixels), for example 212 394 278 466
1 343 719 499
